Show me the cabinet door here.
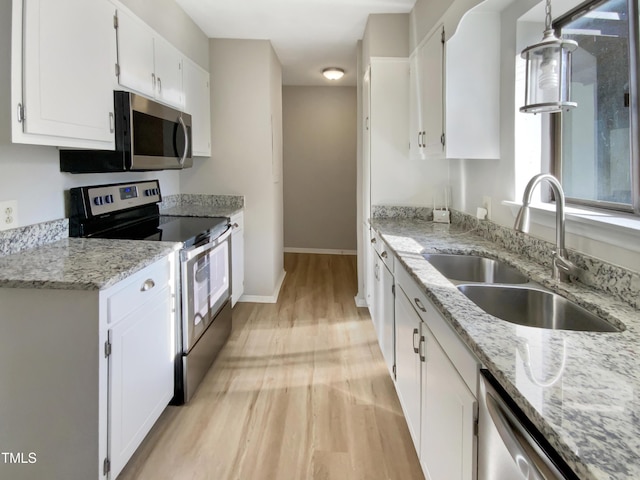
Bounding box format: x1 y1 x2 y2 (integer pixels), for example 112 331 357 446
394 286 422 450
231 213 244 307
420 25 444 158
380 259 395 378
153 35 184 108
21 0 115 144
115 7 155 98
183 58 211 156
409 52 425 160
362 69 371 221
109 286 174 479
421 320 477 480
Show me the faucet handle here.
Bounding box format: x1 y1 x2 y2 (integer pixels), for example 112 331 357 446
553 254 583 282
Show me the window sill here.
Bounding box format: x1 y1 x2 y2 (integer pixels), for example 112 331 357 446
502 200 640 253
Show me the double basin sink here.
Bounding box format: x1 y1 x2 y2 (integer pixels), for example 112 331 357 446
422 253 621 333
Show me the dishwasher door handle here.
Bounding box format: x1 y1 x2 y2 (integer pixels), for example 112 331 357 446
485 391 550 480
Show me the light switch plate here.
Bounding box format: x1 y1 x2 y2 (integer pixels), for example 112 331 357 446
0 200 18 231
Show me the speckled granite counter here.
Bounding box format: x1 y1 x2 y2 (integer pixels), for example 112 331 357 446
0 238 180 290
370 217 640 480
160 193 243 218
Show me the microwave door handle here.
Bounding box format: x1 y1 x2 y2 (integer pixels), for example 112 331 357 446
178 116 189 166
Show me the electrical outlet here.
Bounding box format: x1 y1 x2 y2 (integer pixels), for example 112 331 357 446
482 196 492 221
0 200 18 231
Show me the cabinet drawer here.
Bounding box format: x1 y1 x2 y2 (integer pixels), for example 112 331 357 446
373 231 394 273
107 258 172 324
230 211 244 231
396 263 478 394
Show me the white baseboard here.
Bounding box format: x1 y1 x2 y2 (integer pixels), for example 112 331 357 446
354 294 367 308
237 269 287 304
284 247 357 256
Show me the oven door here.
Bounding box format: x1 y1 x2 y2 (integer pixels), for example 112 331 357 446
181 228 231 353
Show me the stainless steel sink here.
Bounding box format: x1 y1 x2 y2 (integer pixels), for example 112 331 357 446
423 254 529 284
457 284 623 332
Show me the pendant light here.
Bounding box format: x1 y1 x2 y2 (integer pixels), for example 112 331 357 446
520 0 578 114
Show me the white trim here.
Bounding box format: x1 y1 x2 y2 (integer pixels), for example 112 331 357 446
354 294 368 308
237 270 287 304
284 247 357 256
503 200 640 253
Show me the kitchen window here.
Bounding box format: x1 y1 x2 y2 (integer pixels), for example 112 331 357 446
551 0 639 214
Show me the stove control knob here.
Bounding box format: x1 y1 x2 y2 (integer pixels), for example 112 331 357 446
153 188 159 195
104 194 114 204
93 196 103 206
144 189 152 196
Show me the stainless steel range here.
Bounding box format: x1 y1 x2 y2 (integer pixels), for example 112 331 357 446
69 179 232 404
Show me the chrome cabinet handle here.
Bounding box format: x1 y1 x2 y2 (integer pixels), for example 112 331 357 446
370 237 376 244
374 263 380 281
17 103 23 123
412 328 419 354
381 251 388 259
419 335 426 362
140 279 155 292
232 223 239 229
157 77 162 94
365 116 369 131
414 298 427 312
418 131 423 148
178 116 189 166
152 73 156 89
109 112 114 133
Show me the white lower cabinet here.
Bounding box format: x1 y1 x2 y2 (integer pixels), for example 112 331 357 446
108 276 174 478
394 285 423 448
395 263 478 480
231 211 245 307
420 304 477 480
0 254 175 480
369 231 396 378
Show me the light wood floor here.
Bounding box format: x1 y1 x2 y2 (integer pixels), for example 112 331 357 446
118 253 423 480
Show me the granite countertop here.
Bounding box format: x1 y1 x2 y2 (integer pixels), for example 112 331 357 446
160 204 242 218
370 217 640 480
0 238 180 290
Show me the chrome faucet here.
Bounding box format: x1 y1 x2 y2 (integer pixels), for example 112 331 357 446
514 173 581 282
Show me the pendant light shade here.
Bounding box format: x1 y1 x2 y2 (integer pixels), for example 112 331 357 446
520 0 578 114
322 67 345 80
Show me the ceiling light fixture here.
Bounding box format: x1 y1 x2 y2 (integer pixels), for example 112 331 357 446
520 0 578 114
322 67 345 81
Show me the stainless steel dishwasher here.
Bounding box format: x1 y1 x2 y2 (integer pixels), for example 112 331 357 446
478 370 579 480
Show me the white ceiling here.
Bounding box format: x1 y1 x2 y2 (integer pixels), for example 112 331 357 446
176 0 416 86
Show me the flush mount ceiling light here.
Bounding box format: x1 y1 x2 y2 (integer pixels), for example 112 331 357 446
520 0 578 114
322 67 345 80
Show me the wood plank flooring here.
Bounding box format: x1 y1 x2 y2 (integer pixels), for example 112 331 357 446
118 253 423 480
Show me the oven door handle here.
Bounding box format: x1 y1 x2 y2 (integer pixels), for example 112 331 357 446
181 225 232 262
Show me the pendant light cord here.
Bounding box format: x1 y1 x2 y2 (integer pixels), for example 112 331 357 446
545 0 553 32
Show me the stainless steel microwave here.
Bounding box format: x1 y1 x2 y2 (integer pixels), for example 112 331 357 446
60 91 192 173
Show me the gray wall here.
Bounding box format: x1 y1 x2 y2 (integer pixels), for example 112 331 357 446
283 86 357 252
181 39 285 299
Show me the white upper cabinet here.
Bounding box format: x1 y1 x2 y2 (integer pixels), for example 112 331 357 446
409 25 444 161
113 7 155 98
445 9 500 160
114 5 184 109
13 0 116 148
409 5 501 161
153 35 184 108
183 58 211 157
